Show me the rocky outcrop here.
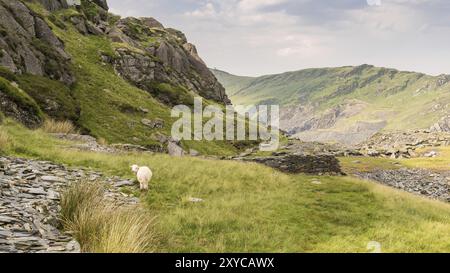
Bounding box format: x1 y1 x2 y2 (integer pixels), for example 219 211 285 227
0 0 74 84
107 17 230 104
0 156 140 253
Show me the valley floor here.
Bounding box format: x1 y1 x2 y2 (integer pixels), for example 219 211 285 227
1 120 450 253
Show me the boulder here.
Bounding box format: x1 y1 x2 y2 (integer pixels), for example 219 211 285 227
168 141 185 157
140 17 164 29
141 118 165 129
189 149 200 157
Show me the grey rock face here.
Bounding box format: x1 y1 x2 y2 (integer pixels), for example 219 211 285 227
0 156 140 253
0 0 74 84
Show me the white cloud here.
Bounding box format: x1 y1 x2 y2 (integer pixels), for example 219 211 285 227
185 2 217 18
108 0 450 76
238 0 288 11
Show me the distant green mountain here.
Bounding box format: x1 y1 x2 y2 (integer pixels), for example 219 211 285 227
212 66 450 145
211 69 255 97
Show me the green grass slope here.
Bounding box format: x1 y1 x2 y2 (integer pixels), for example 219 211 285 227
2 119 450 252
211 69 255 97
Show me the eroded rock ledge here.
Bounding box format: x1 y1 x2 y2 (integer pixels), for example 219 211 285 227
0 156 139 253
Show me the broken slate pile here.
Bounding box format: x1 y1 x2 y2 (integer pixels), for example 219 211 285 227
356 168 450 202
241 153 343 175
0 157 139 253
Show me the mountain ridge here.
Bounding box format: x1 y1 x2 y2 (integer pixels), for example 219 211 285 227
212 65 450 145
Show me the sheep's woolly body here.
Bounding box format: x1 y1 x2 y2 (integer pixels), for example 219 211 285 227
132 166 152 190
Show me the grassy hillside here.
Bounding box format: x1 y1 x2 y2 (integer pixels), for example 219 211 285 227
212 66 450 134
2 119 450 252
212 69 255 97
0 3 241 155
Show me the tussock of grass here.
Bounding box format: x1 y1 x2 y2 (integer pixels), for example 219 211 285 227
0 130 11 152
42 119 78 134
92 208 157 253
60 181 157 253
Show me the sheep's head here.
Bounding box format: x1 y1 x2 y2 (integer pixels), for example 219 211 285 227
131 165 139 173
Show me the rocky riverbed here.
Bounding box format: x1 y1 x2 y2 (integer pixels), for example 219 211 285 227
356 168 450 202
0 157 139 253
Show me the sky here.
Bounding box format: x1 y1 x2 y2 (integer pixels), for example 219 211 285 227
107 0 450 77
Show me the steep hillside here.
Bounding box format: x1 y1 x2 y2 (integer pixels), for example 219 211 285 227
0 0 236 154
212 66 450 145
212 69 255 97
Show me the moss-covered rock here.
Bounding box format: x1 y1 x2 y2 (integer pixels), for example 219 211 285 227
17 74 80 122
0 76 43 127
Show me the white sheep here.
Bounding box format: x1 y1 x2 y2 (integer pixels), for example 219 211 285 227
131 165 152 191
